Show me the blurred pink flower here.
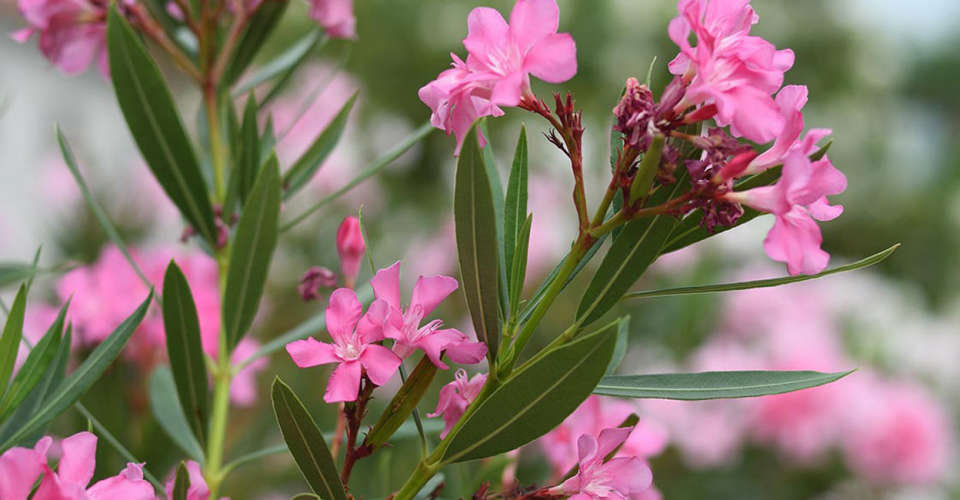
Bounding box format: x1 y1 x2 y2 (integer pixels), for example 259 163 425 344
428 369 486 438
540 396 667 477
0 436 50 500
841 377 953 485
419 0 577 154
336 216 365 288
668 0 794 143
548 427 654 500
740 85 832 175
34 432 154 500
12 0 111 76
729 149 846 275
309 0 355 39
371 261 486 369
285 288 400 402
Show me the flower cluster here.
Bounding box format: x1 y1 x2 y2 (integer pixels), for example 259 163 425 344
11 0 113 76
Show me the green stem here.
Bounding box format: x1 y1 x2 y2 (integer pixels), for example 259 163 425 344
393 460 439 500
205 90 227 202
204 330 233 497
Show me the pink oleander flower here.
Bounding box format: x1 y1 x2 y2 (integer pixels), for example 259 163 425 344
428 369 487 438
419 0 577 154
12 0 112 76
33 432 154 500
164 460 227 500
540 396 667 477
668 0 794 143
548 427 654 500
309 0 356 40
371 261 486 368
285 288 401 402
0 436 50 500
738 85 832 175
726 149 846 275
336 216 365 288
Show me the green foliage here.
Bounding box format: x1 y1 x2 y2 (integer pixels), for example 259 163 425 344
106 7 217 244
149 367 205 463
503 127 528 300
234 28 325 98
283 93 358 199
223 159 281 351
455 126 501 363
162 261 210 446
172 462 190 500
0 264 37 289
271 378 348 500
0 306 64 420
440 319 618 463
594 370 854 400
222 0 292 86
0 286 27 398
366 355 437 450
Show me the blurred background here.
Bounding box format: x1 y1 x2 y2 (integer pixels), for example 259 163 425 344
2 0 960 498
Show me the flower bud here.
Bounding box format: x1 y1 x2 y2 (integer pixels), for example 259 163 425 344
336 216 365 288
298 266 338 301
613 77 654 149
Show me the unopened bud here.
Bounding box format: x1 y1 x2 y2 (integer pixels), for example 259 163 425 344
298 266 337 301
336 216 365 288
613 77 654 149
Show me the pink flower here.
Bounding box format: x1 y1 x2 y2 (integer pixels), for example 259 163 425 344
285 288 401 402
371 261 486 369
419 0 577 154
33 432 154 500
739 85 832 175
0 437 50 500
164 460 226 500
668 0 794 143
548 427 654 500
227 339 269 407
12 0 111 76
727 149 846 275
540 396 667 477
428 369 487 438
336 216 365 288
309 0 356 40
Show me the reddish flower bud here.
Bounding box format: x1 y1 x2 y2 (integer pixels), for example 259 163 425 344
336 216 365 288
298 266 338 301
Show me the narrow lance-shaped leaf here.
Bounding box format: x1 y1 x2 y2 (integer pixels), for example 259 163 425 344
233 28 324 96
0 309 63 420
221 0 291 86
0 264 37 289
162 262 210 445
508 215 531 316
271 378 348 500
479 122 509 315
503 127 528 288
440 319 618 463
148 367 205 463
455 125 501 363
106 7 216 243
365 355 437 449
0 292 152 450
625 244 900 300
238 93 262 204
594 370 854 400
223 158 281 351
605 315 630 376
283 93 357 199
172 462 190 500
0 285 27 397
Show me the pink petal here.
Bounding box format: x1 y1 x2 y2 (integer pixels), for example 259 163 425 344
286 337 339 367
325 288 362 342
807 196 843 222
58 431 98 486
359 344 401 386
508 0 559 53
410 275 458 317
576 433 599 463
10 28 34 43
444 338 488 365
370 261 402 311
357 298 389 344
463 7 509 59
33 469 85 500
324 361 363 403
764 209 830 275
490 70 526 107
601 456 653 493
0 445 46 500
524 32 577 83
417 329 470 370
595 426 633 459
86 464 154 500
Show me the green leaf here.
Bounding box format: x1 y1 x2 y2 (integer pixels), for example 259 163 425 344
282 93 357 199
223 159 281 351
0 323 70 446
271 378 347 500
259 116 278 166
626 244 899 300
455 125 501 363
106 7 216 243
149 367 205 463
162 262 210 445
508 215 532 316
517 232 607 325
594 370 854 400
503 127 528 291
172 462 190 500
605 315 630 376
365 355 437 449
0 293 151 450
440 320 618 463
238 93 262 205
478 122 509 315
222 0 291 86
577 172 690 325
0 308 63 420
0 264 36 289
233 29 324 97
291 495 321 500
0 286 27 397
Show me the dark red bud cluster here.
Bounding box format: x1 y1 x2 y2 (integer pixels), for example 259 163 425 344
613 77 655 149
298 266 338 301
